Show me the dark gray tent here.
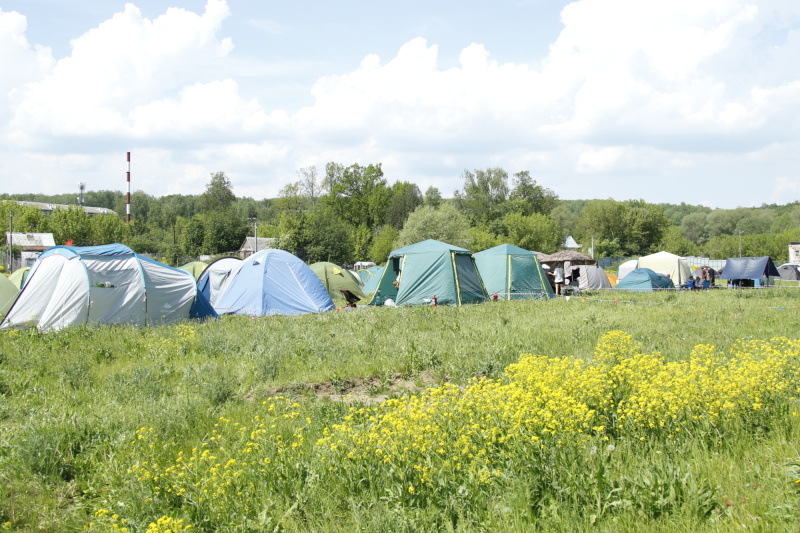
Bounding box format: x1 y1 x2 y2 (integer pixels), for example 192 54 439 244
719 256 779 287
778 263 800 281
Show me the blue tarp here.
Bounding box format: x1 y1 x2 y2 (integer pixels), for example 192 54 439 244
719 256 780 280
38 243 135 259
615 268 675 292
212 249 334 316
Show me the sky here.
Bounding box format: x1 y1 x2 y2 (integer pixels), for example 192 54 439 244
1 0 799 209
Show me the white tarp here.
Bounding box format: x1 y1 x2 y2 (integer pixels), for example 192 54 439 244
617 259 638 280
637 251 693 286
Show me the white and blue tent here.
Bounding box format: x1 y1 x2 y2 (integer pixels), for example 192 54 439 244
0 244 216 331
197 256 243 306
209 249 335 316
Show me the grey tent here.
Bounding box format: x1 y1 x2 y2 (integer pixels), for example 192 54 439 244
778 263 800 281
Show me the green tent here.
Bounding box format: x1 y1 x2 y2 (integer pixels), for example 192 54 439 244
369 239 488 306
0 274 20 316
310 262 366 302
474 244 553 300
8 267 30 289
178 261 209 280
360 266 385 294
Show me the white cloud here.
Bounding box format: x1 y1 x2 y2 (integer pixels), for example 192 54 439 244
0 9 54 123
769 176 800 205
128 79 268 138
7 0 235 143
576 146 628 173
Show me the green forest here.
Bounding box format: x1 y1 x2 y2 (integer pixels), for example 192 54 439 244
3 164 799 266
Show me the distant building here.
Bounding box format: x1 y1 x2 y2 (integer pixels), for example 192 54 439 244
15 201 116 217
562 236 581 250
5 232 56 270
789 242 800 264
239 237 276 258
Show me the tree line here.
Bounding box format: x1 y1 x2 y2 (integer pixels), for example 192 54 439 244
2 165 799 266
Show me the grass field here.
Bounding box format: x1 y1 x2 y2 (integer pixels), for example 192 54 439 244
2 288 800 531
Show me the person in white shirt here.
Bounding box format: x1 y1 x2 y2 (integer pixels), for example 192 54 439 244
553 263 565 295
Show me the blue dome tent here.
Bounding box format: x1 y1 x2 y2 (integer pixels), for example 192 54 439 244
210 249 334 316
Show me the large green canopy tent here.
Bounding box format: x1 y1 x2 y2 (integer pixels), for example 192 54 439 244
0 274 20 316
178 261 208 280
310 262 366 302
369 239 488 306
474 244 552 300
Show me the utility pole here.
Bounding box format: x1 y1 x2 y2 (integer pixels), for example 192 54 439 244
248 218 258 254
8 210 13 272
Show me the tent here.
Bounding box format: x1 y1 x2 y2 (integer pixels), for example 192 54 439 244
0 244 216 331
8 267 30 289
369 239 488 306
617 259 638 281
777 263 800 281
637 251 693 286
197 257 243 306
178 261 208 280
310 262 366 302
606 273 619 287
347 270 363 286
0 275 20 316
574 264 613 291
211 249 334 316
474 244 552 300
615 268 675 292
359 265 385 294
719 256 780 287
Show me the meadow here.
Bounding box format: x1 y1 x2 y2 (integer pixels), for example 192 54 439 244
2 288 800 531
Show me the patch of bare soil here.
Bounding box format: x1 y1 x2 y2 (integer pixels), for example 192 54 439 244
269 372 439 405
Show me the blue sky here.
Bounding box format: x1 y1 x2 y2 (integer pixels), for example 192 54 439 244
1 0 799 208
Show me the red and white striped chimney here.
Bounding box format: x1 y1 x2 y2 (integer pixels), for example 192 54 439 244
126 151 131 222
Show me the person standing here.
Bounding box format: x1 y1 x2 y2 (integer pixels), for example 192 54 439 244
553 263 565 295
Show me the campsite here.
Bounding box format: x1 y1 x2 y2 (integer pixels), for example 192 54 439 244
3 185 800 530
2 280 800 530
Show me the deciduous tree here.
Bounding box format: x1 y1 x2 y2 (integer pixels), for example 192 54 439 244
454 168 509 226
502 212 562 253
201 172 236 213
395 204 471 249
385 182 423 229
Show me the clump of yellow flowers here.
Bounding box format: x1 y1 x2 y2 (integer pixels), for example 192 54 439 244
90 331 800 528
318 331 800 500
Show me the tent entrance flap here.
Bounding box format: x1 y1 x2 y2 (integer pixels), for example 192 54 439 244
453 253 487 304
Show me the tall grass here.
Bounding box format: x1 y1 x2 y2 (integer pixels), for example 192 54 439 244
1 289 800 530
